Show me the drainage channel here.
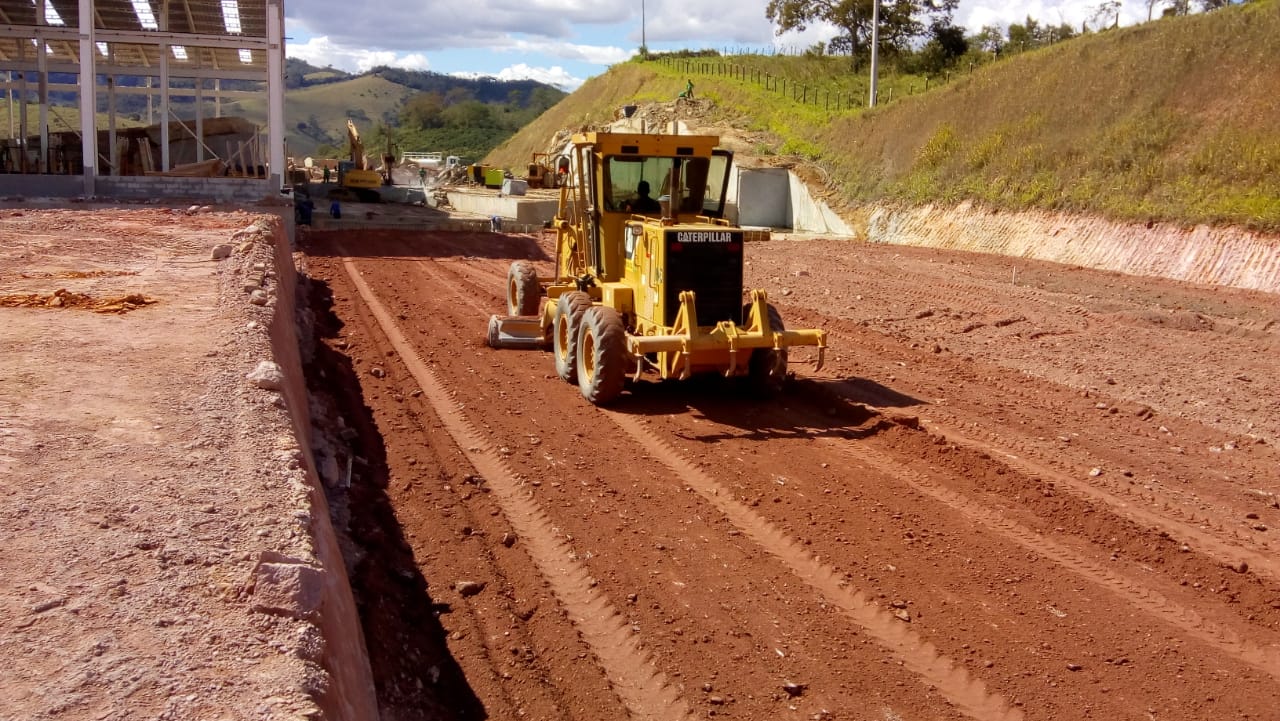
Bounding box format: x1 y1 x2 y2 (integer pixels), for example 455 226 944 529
338 253 695 721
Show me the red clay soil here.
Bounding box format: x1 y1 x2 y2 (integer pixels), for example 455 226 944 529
300 227 1280 721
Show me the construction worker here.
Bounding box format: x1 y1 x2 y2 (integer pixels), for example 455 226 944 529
679 79 695 100
629 180 661 213
322 165 330 183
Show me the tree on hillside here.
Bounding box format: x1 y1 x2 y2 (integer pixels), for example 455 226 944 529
916 20 968 74
1090 0 1122 30
971 25 1005 53
401 92 448 129
765 0 959 66
1006 16 1076 52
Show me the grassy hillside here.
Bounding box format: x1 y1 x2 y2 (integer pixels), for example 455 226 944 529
224 74 414 159
489 1 1280 232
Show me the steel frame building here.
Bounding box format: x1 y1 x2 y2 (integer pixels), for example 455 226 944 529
0 0 285 197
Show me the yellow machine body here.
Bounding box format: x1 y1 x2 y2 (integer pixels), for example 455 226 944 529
488 131 826 403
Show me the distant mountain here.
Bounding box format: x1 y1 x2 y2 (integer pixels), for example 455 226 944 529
231 62 569 161
27 61 567 164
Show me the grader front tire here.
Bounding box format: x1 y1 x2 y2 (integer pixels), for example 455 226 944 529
576 306 628 405
507 261 541 316
553 291 593 383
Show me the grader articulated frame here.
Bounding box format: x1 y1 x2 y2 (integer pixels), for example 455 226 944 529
487 131 827 405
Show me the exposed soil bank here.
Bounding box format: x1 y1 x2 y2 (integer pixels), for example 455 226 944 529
851 201 1280 293
0 209 376 721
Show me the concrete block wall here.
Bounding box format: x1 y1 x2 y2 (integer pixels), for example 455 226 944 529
0 174 277 203
97 176 277 203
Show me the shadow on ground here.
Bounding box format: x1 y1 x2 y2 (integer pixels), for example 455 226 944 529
303 275 486 721
301 228 551 263
612 371 921 444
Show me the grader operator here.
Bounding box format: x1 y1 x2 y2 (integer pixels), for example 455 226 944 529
487 131 827 405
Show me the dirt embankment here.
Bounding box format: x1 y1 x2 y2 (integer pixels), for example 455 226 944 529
0 208 375 721
849 201 1280 294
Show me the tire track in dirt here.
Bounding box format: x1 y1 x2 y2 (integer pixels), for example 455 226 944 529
410 260 496 318
337 253 695 721
921 421 1280 583
820 435 1280 683
604 412 1023 721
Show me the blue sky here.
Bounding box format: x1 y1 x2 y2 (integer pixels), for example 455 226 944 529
283 1 1168 90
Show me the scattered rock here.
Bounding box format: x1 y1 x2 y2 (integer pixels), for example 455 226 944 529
709 695 726 705
456 580 486 597
370 366 386 379
1088 467 1102 477
702 683 714 693
210 243 233 260
500 532 516 547
1230 561 1249 574
249 289 269 306
1066 663 1082 672
246 361 284 391
30 596 68 614
893 609 911 622
249 557 324 620
783 681 807 697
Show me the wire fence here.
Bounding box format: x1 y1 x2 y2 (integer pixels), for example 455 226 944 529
657 54 991 112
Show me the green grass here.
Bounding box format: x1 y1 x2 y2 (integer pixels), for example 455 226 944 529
225 74 415 159
489 0 1280 231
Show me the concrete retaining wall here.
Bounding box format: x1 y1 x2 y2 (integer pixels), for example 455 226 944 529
266 218 380 720
732 167 853 235
446 189 559 225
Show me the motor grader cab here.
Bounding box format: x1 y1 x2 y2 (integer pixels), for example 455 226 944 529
487 131 827 405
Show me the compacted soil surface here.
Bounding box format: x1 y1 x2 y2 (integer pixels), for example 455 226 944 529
0 208 333 721
301 227 1279 721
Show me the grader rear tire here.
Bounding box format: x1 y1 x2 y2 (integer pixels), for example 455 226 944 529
745 303 788 396
507 261 540 316
553 291 593 383
576 306 628 405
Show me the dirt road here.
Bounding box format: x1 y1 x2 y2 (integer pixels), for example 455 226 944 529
300 228 1280 721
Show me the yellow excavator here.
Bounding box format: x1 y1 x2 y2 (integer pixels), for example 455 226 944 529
487 131 827 405
333 119 383 202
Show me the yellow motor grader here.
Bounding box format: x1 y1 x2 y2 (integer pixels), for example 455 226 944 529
487 131 827 405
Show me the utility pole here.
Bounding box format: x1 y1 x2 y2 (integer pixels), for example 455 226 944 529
641 0 646 53
869 0 880 107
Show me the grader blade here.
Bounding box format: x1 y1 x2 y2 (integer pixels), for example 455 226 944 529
486 315 547 350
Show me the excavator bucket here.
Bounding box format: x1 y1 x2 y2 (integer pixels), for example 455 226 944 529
486 315 547 349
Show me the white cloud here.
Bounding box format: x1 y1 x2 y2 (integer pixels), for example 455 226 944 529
495 63 585 90
504 39 633 65
286 0 632 50
960 1 1153 33
287 35 432 72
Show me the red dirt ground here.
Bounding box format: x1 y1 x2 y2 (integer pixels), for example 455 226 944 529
299 227 1280 721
